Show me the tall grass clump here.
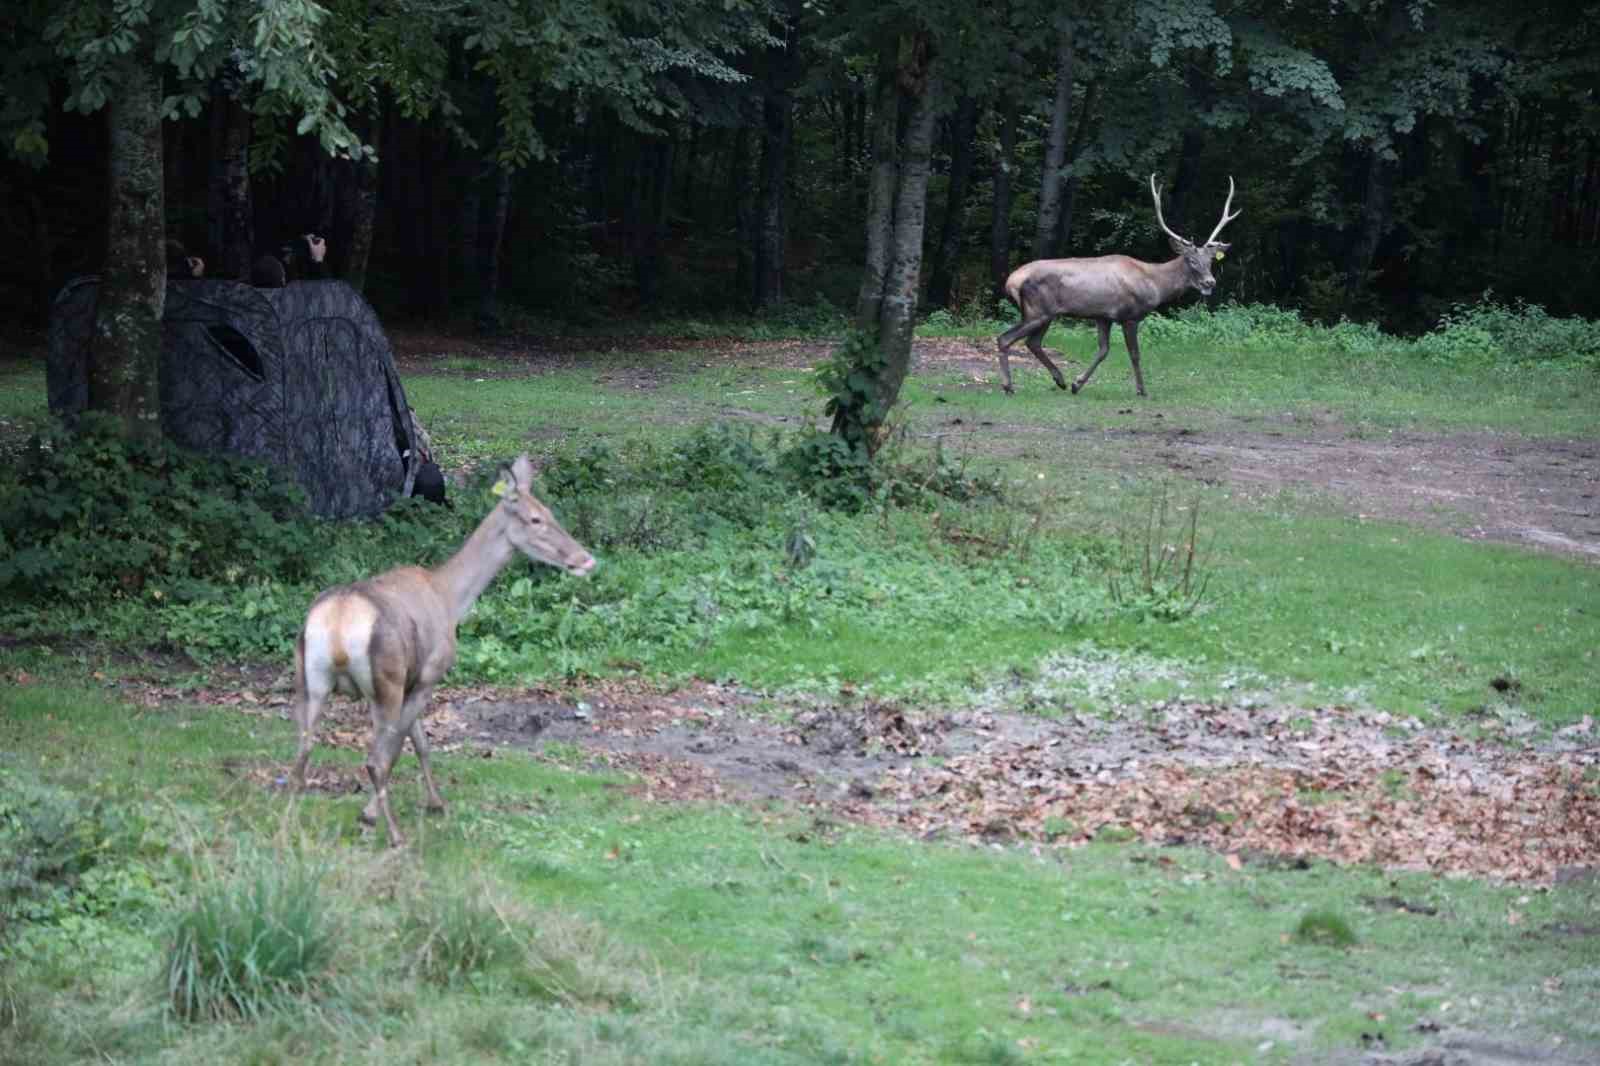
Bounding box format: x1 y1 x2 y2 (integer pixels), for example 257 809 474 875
165 850 338 1021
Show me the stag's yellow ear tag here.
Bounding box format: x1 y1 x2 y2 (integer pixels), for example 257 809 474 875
490 475 511 498
1214 251 1226 261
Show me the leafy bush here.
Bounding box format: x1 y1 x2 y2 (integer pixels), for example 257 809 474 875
165 851 338 1020
0 769 145 938
0 415 317 602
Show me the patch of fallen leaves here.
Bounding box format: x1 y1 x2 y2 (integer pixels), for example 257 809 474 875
847 712 1600 884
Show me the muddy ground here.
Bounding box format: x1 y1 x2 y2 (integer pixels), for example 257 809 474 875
390 332 1600 560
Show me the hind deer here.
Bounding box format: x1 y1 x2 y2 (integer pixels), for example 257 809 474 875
290 455 595 847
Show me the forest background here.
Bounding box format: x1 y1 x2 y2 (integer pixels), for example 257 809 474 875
4 0 1598 346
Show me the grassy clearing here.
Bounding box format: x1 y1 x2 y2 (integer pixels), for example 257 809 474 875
4 683 1596 1065
3 308 1598 724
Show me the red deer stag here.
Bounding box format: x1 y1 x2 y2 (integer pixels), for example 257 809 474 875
290 455 595 847
995 174 1241 396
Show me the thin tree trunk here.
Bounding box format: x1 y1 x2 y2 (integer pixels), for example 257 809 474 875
927 94 980 309
1346 148 1395 300
478 164 512 327
872 64 941 419
1052 79 1098 252
453 156 482 305
833 32 940 452
88 48 165 441
1032 23 1076 260
989 96 1018 310
731 125 756 308
756 71 792 307
338 113 379 292
855 35 900 330
212 78 254 280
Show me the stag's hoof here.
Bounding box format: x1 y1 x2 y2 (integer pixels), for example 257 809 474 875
1002 384 1015 396
1070 381 1083 395
1053 377 1068 391
424 800 448 816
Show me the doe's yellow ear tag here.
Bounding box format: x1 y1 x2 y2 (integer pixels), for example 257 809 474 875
490 475 512 498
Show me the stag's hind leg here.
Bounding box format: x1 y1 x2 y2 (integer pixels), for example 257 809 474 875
996 314 1062 393
1023 327 1069 390
1071 320 1115 394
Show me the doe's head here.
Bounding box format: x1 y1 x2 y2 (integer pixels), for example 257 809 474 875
494 454 597 577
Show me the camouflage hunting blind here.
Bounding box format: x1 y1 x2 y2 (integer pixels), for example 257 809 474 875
49 278 424 519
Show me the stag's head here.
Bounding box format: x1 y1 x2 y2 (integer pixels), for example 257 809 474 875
494 455 597 576
1149 174 1241 297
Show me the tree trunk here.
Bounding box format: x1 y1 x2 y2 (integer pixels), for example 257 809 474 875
855 36 900 330
88 49 165 441
989 96 1018 310
1032 23 1076 261
731 125 756 308
871 65 941 416
338 113 379 293
211 76 254 281
756 75 791 307
478 164 513 328
1346 147 1395 302
1052 80 1098 253
454 156 483 305
926 94 980 310
833 33 940 453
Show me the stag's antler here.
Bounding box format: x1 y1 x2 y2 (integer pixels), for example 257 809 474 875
1202 176 1242 247
1148 173 1188 246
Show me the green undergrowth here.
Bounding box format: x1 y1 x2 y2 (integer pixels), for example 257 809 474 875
3 395 1598 726
3 683 1597 1065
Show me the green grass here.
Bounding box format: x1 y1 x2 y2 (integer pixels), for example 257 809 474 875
4 312 1598 724
4 683 1597 1065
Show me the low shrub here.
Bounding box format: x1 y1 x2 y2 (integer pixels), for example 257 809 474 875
0 415 316 602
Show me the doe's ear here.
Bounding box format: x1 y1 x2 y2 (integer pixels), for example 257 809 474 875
509 453 537 491
490 468 515 501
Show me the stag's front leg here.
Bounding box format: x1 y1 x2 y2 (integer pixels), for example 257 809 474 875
1122 321 1147 397
1072 320 1114 394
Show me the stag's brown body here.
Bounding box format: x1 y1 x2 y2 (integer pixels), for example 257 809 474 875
291 455 595 847
996 175 1241 396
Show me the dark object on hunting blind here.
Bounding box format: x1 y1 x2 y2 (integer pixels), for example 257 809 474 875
48 276 432 519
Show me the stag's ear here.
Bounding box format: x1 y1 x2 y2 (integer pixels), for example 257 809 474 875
1167 235 1192 255
1210 242 1231 260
